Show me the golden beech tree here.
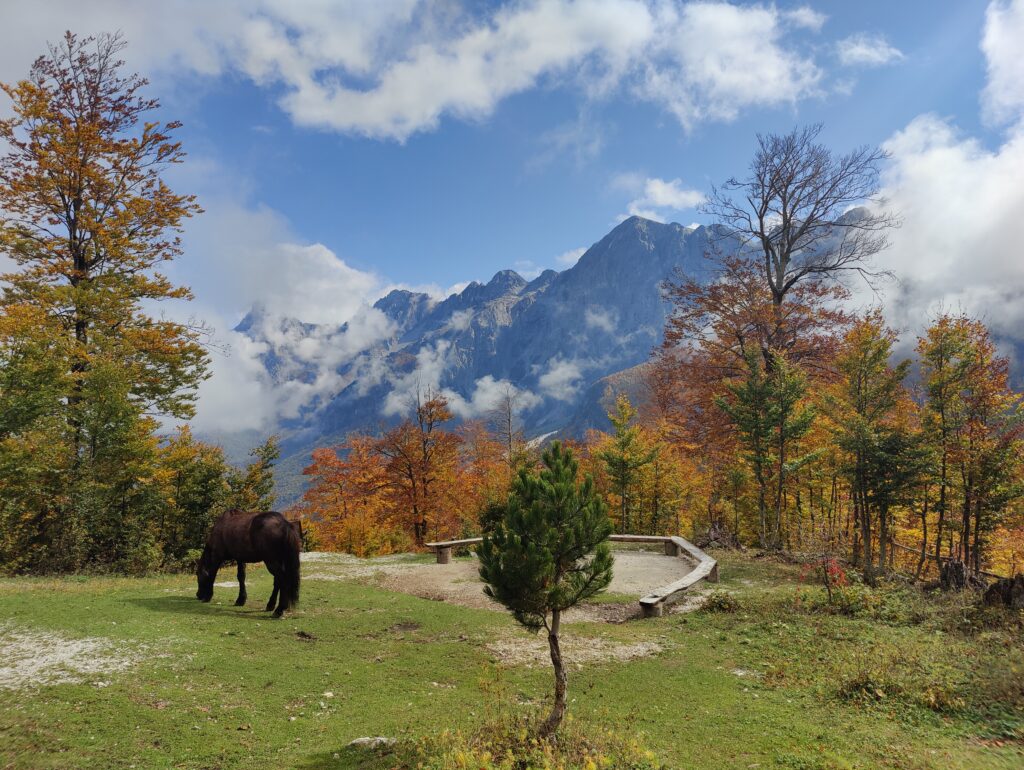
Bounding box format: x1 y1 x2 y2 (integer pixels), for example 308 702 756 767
0 32 209 571
376 391 462 544
455 420 514 526
299 436 402 556
0 32 207 424
918 314 1024 573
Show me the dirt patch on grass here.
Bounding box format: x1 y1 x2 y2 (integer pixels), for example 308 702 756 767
302 552 427 581
369 549 696 623
485 629 665 666
0 623 143 690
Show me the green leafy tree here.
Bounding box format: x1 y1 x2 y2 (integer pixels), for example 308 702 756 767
597 393 658 533
717 350 817 550
157 426 230 562
478 442 613 737
226 435 280 511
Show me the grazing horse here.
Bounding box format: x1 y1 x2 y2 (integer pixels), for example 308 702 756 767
196 510 301 618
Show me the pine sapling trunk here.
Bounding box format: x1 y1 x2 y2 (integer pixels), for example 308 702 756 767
540 609 567 738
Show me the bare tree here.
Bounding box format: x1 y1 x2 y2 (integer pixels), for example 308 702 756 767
702 124 898 308
488 383 527 469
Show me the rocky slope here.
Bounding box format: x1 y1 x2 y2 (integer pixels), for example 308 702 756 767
233 215 720 501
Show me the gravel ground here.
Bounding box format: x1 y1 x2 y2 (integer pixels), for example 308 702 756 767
300 547 701 623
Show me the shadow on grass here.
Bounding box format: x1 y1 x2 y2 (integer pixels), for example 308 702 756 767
128 595 280 621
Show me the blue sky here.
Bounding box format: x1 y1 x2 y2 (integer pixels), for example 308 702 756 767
2 0 1023 433
162 0 999 289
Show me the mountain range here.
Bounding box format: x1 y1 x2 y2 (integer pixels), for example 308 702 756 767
230 215 719 502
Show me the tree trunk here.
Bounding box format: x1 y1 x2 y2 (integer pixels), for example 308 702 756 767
935 443 947 573
878 503 888 578
540 609 567 738
756 470 768 551
972 497 983 574
961 467 972 569
915 490 928 581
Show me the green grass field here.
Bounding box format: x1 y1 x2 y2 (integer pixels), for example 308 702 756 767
0 551 1021 769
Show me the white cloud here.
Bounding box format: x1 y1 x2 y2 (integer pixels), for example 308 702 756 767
513 260 546 280
0 0 829 141
864 1 1024 350
380 341 540 418
836 33 904 67
584 307 617 334
617 175 705 222
381 341 453 417
874 114 1024 342
555 247 587 267
981 0 1024 125
243 0 656 141
784 7 827 32
447 310 474 331
445 376 542 419
638 2 823 130
538 357 585 401
191 325 277 434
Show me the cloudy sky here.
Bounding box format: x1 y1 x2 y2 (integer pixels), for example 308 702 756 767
1 0 1022 432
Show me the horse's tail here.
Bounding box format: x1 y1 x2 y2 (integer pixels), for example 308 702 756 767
282 519 301 609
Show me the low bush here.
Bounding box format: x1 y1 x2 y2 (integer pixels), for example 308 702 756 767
701 590 741 613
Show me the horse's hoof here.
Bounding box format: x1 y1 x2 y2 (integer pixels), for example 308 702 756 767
234 599 246 607
200 597 212 603
265 604 275 612
272 610 284 619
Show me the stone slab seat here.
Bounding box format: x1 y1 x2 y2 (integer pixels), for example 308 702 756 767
426 533 719 617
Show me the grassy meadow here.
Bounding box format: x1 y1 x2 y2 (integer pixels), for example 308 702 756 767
0 550 1021 769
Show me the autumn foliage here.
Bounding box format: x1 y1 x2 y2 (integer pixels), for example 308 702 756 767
0 33 275 574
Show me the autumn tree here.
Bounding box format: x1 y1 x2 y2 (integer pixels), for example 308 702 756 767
377 390 461 544
478 442 613 738
828 314 927 580
458 420 515 532
919 315 1024 574
156 426 230 563
299 436 403 555
0 32 207 569
0 32 206 422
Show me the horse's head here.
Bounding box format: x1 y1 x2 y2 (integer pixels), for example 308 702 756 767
195 546 215 601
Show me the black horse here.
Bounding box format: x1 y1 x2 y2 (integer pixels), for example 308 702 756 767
196 510 301 617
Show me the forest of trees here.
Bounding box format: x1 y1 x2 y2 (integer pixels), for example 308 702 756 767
299 127 1024 583
1 34 1021 584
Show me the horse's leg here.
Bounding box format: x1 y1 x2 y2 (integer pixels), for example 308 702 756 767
235 562 247 606
268 560 289 618
266 578 280 612
199 560 220 603
265 563 280 612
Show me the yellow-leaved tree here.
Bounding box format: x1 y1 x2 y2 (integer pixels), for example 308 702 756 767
0 32 209 571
